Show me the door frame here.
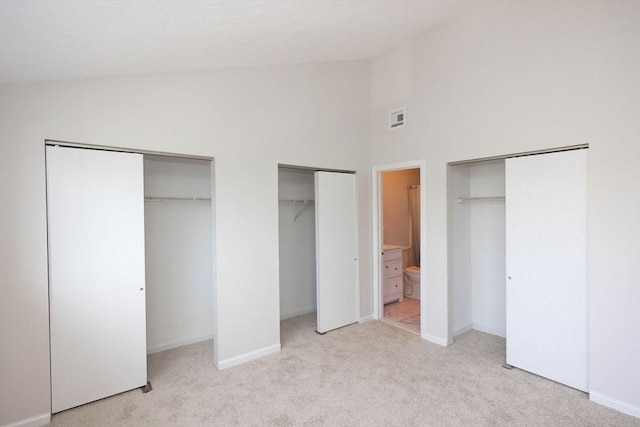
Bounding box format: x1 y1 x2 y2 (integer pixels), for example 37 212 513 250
371 160 426 333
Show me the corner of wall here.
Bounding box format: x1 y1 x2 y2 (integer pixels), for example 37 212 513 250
359 315 375 323
216 343 281 370
421 332 449 347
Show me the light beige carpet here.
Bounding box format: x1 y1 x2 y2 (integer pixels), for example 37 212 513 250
49 313 638 426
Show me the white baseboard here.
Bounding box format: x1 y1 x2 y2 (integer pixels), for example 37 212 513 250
472 323 506 338
422 332 449 347
280 307 316 320
217 343 281 370
359 315 374 323
2 413 51 427
590 390 640 418
453 323 473 337
147 333 214 355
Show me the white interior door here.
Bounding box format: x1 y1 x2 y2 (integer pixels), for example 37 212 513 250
505 149 587 391
315 171 358 333
47 146 147 412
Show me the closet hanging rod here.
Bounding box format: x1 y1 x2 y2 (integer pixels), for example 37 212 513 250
457 196 505 204
145 196 211 202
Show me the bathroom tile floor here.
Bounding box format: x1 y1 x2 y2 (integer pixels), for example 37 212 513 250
383 297 420 334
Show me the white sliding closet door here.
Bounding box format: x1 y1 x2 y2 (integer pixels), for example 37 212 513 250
505 149 587 391
315 171 358 333
47 146 147 412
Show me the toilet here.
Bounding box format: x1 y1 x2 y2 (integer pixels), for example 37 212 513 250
403 266 421 299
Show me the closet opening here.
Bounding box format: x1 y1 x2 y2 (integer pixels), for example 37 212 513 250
143 155 215 356
45 141 215 413
448 159 506 341
372 161 425 336
278 167 317 329
447 146 588 392
277 164 358 343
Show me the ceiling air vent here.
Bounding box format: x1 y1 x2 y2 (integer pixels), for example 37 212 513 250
389 108 405 130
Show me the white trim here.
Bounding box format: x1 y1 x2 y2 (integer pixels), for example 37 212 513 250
589 391 640 418
354 171 361 326
447 144 588 165
280 307 316 321
216 343 281 370
371 166 381 320
359 315 374 323
371 160 426 326
472 324 505 338
45 139 213 161
2 413 51 427
453 323 473 337
146 334 214 355
354 172 364 328
422 332 450 347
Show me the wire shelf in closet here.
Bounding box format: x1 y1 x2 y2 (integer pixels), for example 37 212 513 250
457 196 505 204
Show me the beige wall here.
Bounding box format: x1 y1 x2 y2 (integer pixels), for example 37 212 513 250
0 61 372 425
372 0 639 415
382 168 420 246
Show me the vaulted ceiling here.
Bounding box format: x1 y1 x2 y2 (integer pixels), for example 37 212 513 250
0 0 472 84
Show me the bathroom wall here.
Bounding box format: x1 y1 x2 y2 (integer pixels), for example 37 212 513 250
278 168 316 320
382 168 420 246
144 155 214 353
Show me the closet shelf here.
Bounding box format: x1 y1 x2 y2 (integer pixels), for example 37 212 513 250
457 196 505 204
145 196 211 203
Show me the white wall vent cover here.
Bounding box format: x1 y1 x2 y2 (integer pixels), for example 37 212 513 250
389 108 405 129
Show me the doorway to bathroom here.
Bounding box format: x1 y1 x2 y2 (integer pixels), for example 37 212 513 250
372 161 425 336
